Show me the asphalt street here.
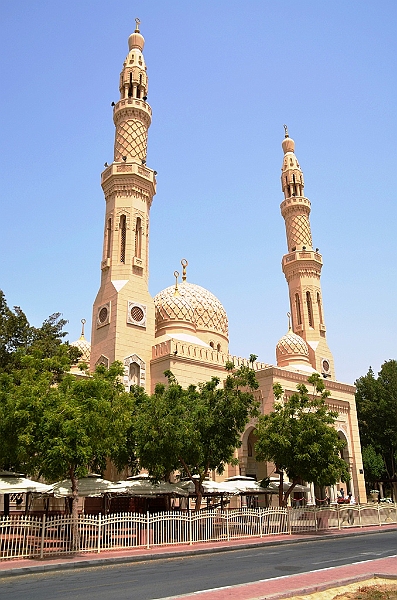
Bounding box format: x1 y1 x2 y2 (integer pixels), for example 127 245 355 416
1 530 396 600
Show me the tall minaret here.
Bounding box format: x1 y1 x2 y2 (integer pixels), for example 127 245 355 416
90 20 156 391
280 127 335 378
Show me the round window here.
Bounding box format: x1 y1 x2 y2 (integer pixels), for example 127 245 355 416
322 359 330 372
131 305 144 322
98 307 108 323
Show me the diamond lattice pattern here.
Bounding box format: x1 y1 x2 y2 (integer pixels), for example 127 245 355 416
286 215 312 248
154 283 229 337
114 120 147 161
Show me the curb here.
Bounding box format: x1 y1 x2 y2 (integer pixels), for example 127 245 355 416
1 526 396 579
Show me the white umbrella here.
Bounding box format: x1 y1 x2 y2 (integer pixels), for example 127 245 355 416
224 476 271 494
0 471 53 494
268 478 310 493
179 479 238 495
119 479 188 497
52 475 126 498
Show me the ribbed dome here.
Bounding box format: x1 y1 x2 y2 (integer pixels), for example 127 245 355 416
154 282 229 338
71 336 91 363
276 329 309 358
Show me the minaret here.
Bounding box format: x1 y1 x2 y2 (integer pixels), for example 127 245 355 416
280 127 335 378
90 20 156 391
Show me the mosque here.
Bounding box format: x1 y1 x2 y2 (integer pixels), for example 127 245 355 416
72 22 366 504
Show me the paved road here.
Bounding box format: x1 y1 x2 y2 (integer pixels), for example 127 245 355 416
1 530 396 600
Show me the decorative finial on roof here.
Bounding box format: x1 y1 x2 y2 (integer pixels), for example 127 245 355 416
287 312 292 331
80 318 86 340
135 17 141 33
173 271 180 297
283 124 289 138
181 259 188 282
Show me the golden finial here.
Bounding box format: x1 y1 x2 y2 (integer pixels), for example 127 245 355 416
173 271 180 297
181 259 188 282
287 312 292 331
80 318 86 339
283 124 289 138
135 17 141 33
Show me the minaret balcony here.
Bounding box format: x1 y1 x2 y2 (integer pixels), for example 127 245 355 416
113 97 152 117
282 249 323 268
101 161 156 185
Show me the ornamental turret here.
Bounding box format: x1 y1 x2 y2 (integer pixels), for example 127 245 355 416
90 21 156 392
279 128 335 378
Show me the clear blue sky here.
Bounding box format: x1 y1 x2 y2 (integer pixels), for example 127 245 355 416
0 1 395 384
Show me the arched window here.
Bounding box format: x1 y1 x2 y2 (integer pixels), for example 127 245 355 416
217 343 221 352
128 72 133 98
295 293 302 325
209 341 214 349
120 215 126 263
317 292 323 324
129 362 140 386
106 218 112 259
306 291 314 327
135 217 142 258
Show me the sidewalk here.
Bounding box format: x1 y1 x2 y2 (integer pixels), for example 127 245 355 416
0 524 396 600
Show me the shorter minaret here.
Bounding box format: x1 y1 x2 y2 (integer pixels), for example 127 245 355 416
279 127 335 378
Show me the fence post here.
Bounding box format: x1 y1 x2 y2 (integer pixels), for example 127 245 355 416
337 504 341 530
146 511 150 549
358 504 362 528
97 513 101 554
40 514 46 559
314 505 318 532
189 510 193 546
378 503 381 526
259 508 263 538
226 510 230 542
287 507 291 535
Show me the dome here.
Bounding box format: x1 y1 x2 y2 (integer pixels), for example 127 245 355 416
276 326 312 370
282 136 295 154
276 330 309 358
70 320 91 365
71 336 91 364
154 282 229 339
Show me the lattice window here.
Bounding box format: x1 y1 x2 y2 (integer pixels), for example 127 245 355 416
317 292 323 324
106 217 112 259
120 215 126 263
135 217 142 258
295 293 302 325
306 291 314 328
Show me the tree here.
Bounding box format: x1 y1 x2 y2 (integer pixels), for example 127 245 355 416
0 291 81 471
0 290 80 375
355 360 397 498
131 363 259 509
35 362 133 522
255 373 350 506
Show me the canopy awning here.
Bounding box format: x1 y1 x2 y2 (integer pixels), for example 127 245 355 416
118 478 188 497
52 475 127 498
0 471 53 494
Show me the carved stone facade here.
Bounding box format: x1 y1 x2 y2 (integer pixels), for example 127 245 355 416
80 25 366 503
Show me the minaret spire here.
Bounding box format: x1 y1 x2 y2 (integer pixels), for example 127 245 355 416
90 24 156 391
279 130 334 378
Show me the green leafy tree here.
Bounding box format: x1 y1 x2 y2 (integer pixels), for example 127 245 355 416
355 360 397 498
255 373 350 506
132 363 259 509
35 362 133 521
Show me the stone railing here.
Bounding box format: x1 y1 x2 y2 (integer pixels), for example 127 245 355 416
152 339 269 371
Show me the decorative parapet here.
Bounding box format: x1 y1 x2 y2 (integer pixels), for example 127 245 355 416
151 339 270 371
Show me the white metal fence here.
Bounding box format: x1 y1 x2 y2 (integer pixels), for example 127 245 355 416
1 503 396 560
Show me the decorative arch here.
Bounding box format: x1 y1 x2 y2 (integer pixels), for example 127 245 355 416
124 353 146 390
